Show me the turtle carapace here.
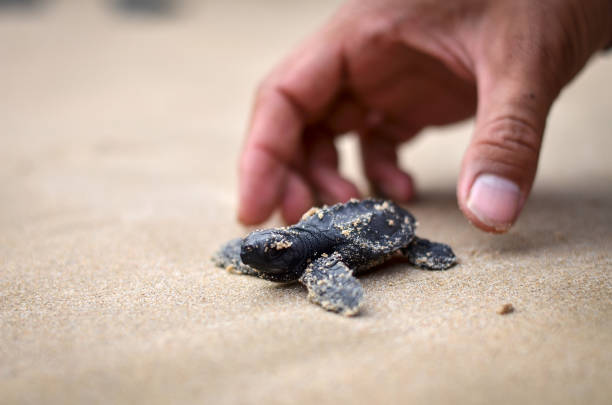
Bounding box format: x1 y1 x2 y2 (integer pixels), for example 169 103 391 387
213 199 457 315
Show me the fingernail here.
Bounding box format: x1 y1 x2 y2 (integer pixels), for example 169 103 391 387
467 174 521 231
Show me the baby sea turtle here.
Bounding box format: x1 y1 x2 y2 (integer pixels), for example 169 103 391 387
212 198 456 316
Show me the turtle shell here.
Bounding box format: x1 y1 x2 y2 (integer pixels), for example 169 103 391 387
298 199 416 271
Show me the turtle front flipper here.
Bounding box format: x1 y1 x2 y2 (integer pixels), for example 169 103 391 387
402 236 457 270
212 238 260 277
299 252 363 316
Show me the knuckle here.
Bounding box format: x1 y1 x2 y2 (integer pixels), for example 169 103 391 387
360 21 390 44
354 15 403 48
475 116 542 172
485 9 576 95
255 74 276 101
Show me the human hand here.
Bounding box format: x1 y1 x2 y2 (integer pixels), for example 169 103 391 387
238 0 612 232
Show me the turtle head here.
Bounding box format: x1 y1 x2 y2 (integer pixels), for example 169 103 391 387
240 229 307 278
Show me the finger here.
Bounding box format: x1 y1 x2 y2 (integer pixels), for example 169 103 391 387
306 132 360 205
281 170 315 224
238 40 345 225
360 130 415 202
323 97 367 135
457 63 557 233
237 93 297 225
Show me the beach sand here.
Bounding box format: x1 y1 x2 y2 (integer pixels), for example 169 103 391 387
1 1 611 404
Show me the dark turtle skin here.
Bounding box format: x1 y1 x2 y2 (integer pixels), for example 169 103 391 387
213 198 457 315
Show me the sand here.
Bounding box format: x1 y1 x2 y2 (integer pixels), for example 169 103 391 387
1 1 611 404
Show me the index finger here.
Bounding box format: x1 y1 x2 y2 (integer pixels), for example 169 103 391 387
238 38 345 225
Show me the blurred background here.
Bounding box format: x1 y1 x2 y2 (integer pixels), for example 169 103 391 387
2 0 612 221
1 0 611 225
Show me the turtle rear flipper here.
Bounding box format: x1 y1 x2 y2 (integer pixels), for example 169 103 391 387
299 253 363 316
402 236 457 270
212 238 260 276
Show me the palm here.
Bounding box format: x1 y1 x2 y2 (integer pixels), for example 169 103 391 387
343 43 477 137
289 36 478 213
241 20 480 224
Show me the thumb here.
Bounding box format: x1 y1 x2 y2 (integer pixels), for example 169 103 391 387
457 68 557 233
